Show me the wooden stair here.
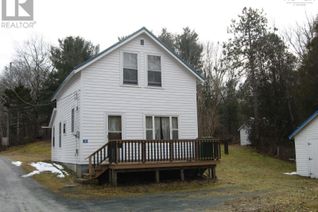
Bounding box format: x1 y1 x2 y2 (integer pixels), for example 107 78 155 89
83 143 110 180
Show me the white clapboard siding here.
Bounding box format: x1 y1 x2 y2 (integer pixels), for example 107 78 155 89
78 34 198 164
294 117 318 178
52 73 81 164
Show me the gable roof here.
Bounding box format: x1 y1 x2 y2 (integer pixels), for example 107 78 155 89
52 27 205 100
237 124 249 131
288 110 318 139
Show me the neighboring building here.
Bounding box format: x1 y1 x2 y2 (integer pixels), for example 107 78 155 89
289 111 318 178
238 124 251 146
47 27 219 180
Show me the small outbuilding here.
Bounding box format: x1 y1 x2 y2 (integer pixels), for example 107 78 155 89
289 111 318 178
238 124 251 146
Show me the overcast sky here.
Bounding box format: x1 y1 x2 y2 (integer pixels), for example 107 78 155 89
0 0 317 72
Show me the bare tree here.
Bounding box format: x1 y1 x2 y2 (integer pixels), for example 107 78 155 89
1 36 52 103
0 36 52 144
198 42 226 137
283 15 315 61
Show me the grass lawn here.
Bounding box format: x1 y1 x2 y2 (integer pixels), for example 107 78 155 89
1 141 318 211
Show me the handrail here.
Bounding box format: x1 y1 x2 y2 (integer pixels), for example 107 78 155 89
86 143 108 159
87 142 109 178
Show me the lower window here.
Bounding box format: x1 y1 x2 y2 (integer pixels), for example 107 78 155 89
108 115 122 140
145 116 178 140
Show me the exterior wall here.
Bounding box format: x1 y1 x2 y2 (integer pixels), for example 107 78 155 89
294 117 318 178
52 73 81 165
240 128 251 146
79 34 198 164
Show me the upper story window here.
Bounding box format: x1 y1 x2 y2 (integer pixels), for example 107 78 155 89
148 55 161 87
123 52 138 85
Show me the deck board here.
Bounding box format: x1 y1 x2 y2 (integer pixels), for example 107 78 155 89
106 160 218 171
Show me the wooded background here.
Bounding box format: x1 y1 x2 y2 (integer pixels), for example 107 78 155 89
1 8 317 159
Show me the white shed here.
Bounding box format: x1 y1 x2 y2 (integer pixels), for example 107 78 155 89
238 124 251 146
289 111 318 178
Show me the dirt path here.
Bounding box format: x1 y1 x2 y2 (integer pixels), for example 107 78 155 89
0 156 238 211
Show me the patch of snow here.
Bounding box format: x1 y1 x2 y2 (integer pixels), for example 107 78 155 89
22 162 68 178
284 171 297 176
22 170 40 178
12 161 22 166
53 163 63 170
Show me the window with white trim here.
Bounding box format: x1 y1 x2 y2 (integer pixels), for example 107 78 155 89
108 116 122 140
172 117 179 139
148 55 161 86
146 116 153 140
145 116 178 140
123 52 138 85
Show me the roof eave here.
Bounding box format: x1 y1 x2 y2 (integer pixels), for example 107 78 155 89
47 108 57 128
288 111 318 140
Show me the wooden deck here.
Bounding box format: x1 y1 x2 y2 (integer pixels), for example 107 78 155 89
86 138 223 186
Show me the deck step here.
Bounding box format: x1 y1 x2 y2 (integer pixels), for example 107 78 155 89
80 166 109 180
82 173 91 177
76 177 92 183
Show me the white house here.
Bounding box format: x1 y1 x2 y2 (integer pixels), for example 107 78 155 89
47 27 205 177
289 111 318 178
238 124 251 146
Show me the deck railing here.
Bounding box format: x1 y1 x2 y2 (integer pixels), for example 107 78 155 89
108 139 221 163
87 138 222 176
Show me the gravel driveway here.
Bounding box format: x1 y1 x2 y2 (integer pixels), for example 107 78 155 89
0 157 234 212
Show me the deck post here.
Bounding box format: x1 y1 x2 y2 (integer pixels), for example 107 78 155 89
88 156 92 179
169 140 173 161
108 169 112 184
224 139 229 155
212 166 216 179
115 141 119 163
180 169 185 181
142 141 146 163
155 170 160 183
208 168 212 179
111 170 117 186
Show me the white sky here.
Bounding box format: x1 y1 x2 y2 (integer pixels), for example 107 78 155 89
0 0 317 72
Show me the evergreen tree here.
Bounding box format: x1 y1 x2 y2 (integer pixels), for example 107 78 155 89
225 7 268 144
175 27 203 69
158 28 176 51
50 36 99 87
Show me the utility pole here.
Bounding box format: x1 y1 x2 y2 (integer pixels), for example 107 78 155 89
17 111 19 142
6 108 9 147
